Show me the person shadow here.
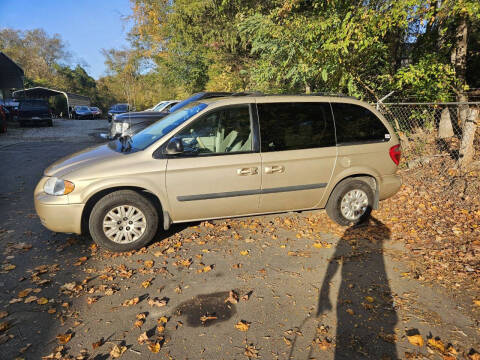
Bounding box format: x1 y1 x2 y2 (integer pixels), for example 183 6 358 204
288 216 398 359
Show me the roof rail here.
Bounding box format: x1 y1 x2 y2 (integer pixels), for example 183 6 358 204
229 92 357 99
231 91 264 97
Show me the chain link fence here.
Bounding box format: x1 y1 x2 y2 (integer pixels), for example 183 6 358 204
376 102 479 174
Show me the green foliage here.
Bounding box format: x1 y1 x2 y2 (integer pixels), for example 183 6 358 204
393 56 457 102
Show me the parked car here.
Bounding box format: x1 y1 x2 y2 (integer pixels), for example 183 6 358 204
107 103 130 121
35 94 402 252
18 99 52 127
0 105 7 133
144 100 180 112
72 106 93 119
109 93 231 139
90 107 102 119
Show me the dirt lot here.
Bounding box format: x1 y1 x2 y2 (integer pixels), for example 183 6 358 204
0 128 478 359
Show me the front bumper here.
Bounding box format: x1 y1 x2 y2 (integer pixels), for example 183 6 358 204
379 174 402 200
34 181 84 234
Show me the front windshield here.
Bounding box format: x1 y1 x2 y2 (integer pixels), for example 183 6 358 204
114 104 128 111
152 101 167 112
77 106 89 111
128 102 208 150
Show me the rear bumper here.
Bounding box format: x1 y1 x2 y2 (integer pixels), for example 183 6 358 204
379 174 402 200
34 192 84 234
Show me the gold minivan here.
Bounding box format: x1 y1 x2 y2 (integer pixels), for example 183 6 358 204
34 95 402 251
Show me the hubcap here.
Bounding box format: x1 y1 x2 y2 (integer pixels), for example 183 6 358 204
102 205 146 244
340 189 369 221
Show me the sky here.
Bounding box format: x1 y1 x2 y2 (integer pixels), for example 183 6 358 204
0 0 133 79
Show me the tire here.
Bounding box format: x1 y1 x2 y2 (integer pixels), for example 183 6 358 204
89 190 159 252
47 119 53 127
325 179 374 226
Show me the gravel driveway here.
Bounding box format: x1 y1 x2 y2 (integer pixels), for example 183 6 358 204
0 119 108 147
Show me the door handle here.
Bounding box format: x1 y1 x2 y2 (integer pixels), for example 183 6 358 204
237 167 258 176
264 165 285 174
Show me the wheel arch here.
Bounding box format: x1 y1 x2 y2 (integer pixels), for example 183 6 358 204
80 186 165 236
322 173 379 210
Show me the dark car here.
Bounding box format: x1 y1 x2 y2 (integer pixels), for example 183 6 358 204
18 99 52 127
90 106 102 119
108 92 232 138
107 103 130 121
72 106 93 119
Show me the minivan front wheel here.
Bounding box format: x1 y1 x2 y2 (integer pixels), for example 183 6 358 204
89 190 158 252
326 179 374 226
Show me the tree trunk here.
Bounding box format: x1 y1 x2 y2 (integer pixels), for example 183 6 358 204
438 107 454 138
458 108 478 170
453 14 468 127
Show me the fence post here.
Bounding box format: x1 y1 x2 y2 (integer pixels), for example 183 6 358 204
458 107 479 170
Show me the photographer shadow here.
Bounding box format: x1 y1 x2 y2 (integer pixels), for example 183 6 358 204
289 216 398 359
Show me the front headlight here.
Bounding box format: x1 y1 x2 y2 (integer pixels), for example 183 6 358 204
44 177 75 196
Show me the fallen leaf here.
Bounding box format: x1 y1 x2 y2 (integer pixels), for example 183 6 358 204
0 311 8 319
92 338 104 349
283 337 292 346
56 333 72 344
148 341 161 353
137 332 149 344
144 260 154 268
244 343 259 358
225 290 239 304
365 296 374 303
158 316 168 324
37 297 49 305
24 295 38 304
240 250 249 256
197 264 214 273
0 321 10 332
122 297 139 307
18 288 32 298
235 320 250 332
474 299 480 307
110 344 127 358
148 297 168 307
407 334 424 347
200 314 217 324
313 242 323 248
2 264 16 271
427 338 445 353
141 280 151 288
346 308 354 315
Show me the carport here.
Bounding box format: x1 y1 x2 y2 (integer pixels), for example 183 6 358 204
13 87 90 118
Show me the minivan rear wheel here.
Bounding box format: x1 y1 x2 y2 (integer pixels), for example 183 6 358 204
326 179 374 226
89 190 158 252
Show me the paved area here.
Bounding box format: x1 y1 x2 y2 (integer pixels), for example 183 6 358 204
0 137 478 359
0 119 108 147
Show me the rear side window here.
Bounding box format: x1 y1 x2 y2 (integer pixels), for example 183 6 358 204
257 102 335 152
332 103 389 144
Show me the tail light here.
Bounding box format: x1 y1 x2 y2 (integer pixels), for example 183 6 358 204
389 144 401 165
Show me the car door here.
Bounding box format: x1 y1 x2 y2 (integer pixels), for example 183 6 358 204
165 104 261 222
257 101 337 213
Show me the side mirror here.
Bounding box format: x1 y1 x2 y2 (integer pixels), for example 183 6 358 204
165 138 184 155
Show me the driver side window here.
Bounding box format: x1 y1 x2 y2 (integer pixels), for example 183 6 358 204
176 105 252 155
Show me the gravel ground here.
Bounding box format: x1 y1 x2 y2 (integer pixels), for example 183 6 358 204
0 141 478 359
0 119 108 147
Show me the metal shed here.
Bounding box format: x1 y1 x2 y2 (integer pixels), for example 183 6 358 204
13 87 90 117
